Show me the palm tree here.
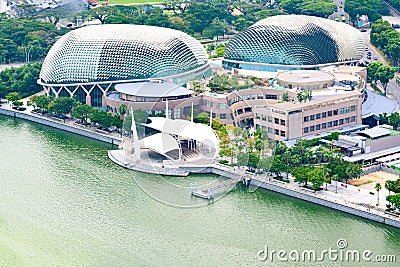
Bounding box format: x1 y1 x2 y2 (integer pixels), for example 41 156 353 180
316 146 325 166
283 148 292 179
301 148 311 165
375 182 382 206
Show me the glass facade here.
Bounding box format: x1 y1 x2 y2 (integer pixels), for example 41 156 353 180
40 24 210 85
223 15 364 70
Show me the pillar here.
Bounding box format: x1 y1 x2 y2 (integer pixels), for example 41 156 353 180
86 95 91 106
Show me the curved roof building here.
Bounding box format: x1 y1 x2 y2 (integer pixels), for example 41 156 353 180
223 15 364 72
38 24 210 106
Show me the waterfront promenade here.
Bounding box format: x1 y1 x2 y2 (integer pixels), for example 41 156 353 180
0 101 121 145
2 99 400 229
208 163 400 229
108 146 400 228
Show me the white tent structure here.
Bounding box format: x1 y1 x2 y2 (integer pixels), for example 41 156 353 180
139 133 181 160
144 117 219 150
123 116 219 164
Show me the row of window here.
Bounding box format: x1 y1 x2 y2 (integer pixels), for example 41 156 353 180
304 105 356 122
255 124 286 137
205 101 227 109
229 94 278 105
255 113 286 125
303 116 356 133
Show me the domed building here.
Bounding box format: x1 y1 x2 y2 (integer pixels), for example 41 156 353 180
223 15 364 72
38 24 211 107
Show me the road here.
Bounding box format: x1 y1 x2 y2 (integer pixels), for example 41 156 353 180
328 0 349 23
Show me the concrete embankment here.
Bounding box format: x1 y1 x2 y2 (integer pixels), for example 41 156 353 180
0 108 121 145
183 165 400 229
250 179 400 229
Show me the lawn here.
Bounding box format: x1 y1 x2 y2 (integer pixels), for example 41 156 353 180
105 0 163 4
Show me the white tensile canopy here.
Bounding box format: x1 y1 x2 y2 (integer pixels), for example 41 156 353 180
139 133 180 157
144 117 219 149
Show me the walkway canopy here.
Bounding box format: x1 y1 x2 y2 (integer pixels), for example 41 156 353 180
138 133 180 157
144 117 219 149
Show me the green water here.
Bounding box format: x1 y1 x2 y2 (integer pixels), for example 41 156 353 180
0 115 399 266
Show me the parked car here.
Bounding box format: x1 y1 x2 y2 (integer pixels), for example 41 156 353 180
374 56 378 60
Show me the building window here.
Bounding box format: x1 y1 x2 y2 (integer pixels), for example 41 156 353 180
322 123 327 129
268 127 273 134
345 117 350 124
304 127 309 133
206 100 210 107
328 121 333 128
280 130 286 137
155 110 163 116
310 115 315 121
256 113 260 119
304 116 309 122
333 109 338 115
173 108 181 118
262 125 266 129
345 107 350 113
266 94 278 100
220 113 226 119
333 120 338 126
339 119 344 125
268 116 273 122
257 94 264 99
351 105 356 112
256 124 260 129
211 102 216 108
274 118 279 124
262 115 266 121
310 126 315 132
280 119 286 126
351 116 356 122
316 124 321 130
328 111 333 117
339 108 344 114
275 129 279 135
219 103 226 109
316 113 321 120
322 112 327 118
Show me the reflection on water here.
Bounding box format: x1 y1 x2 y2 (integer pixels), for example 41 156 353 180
0 115 399 266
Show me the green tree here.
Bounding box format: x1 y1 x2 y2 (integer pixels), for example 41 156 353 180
386 38 400 66
72 103 94 124
376 66 396 96
5 92 21 104
367 62 383 84
196 112 210 124
48 97 76 117
388 112 400 130
345 163 362 184
30 94 51 113
291 166 311 185
118 104 127 117
270 155 286 178
282 91 289 102
308 168 326 190
326 132 340 141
